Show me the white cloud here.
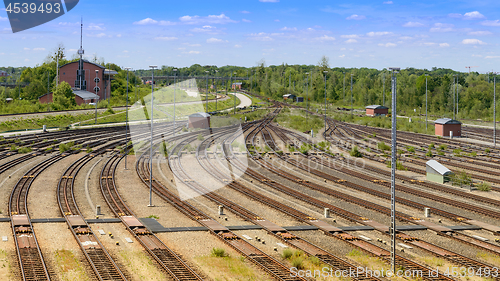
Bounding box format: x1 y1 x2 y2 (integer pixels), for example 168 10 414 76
316 35 335 41
468 31 492 36
423 42 436 46
439 43 450 47
240 10 250 14
134 18 158 25
399 36 413 40
448 13 462 18
33 48 45 51
346 14 366 20
123 50 129 53
249 32 281 41
274 19 280 22
91 33 106 38
485 56 500 59
184 43 201 47
190 25 217 33
383 1 393 4
463 11 485 20
339 54 346 58
242 19 252 23
23 48 30 51
234 44 242 48
378 42 396 47
472 54 483 57
179 13 236 24
207 37 227 43
116 34 122 38
0 16 7 21
259 0 279 2
430 23 454 32
462 39 486 45
345 39 357 43
403 21 424 27
280 26 297 31
154 36 178 40
183 51 201 54
87 24 105 31
341 34 359 38
481 20 500 26
367 31 392 36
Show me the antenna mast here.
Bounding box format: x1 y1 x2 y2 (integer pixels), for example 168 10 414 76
78 18 85 90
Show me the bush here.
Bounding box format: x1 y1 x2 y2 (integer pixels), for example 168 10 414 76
147 215 160 219
309 256 321 266
406 146 415 153
426 149 433 157
350 146 362 157
182 127 188 132
386 160 408 171
485 148 491 153
377 142 390 151
438 151 445 156
438 144 447 150
429 143 435 149
10 144 17 151
450 170 472 188
211 247 227 257
197 134 204 141
476 182 491 192
291 257 304 270
282 249 293 260
18 147 32 154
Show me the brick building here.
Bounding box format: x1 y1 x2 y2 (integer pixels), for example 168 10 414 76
38 90 99 106
231 82 242 90
59 60 117 101
434 118 461 137
0 70 10 77
365 105 389 116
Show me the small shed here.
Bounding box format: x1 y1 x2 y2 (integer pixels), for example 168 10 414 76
188 112 211 129
434 118 461 137
366 105 389 116
426 160 452 184
231 82 242 90
283 94 296 101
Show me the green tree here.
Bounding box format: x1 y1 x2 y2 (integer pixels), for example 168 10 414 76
52 81 76 109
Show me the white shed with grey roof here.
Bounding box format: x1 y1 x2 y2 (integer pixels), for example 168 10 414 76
426 160 453 184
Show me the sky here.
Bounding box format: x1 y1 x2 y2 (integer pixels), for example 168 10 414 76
0 0 499 72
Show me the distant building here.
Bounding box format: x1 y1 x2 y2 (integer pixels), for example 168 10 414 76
434 118 461 137
59 60 117 101
0 70 10 77
296 96 304 103
38 89 100 105
426 160 452 184
283 94 296 100
188 112 211 129
232 82 242 90
365 105 389 116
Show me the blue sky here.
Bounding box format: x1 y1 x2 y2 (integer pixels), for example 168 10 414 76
1 0 499 72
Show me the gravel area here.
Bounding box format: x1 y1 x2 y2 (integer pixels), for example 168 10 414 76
0 222 16 280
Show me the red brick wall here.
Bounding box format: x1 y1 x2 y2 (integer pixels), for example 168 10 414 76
435 123 461 137
366 108 375 116
38 93 53 103
59 61 108 100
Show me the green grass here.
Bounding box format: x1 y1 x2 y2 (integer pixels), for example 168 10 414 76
386 160 408 171
275 109 324 133
476 182 491 191
147 215 160 219
350 146 362 157
377 142 390 151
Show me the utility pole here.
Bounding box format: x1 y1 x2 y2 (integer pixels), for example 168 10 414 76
452 75 456 120
148 65 157 207
388 67 400 273
425 74 429 132
350 74 354 117
456 75 459 118
382 72 385 107
94 70 99 124
214 70 218 112
323 71 328 139
343 72 346 103
205 70 209 112
124 67 132 169
495 76 497 147
173 68 177 131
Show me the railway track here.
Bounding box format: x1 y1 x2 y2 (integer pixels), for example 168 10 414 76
133 124 307 281
100 152 204 281
57 140 129 280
